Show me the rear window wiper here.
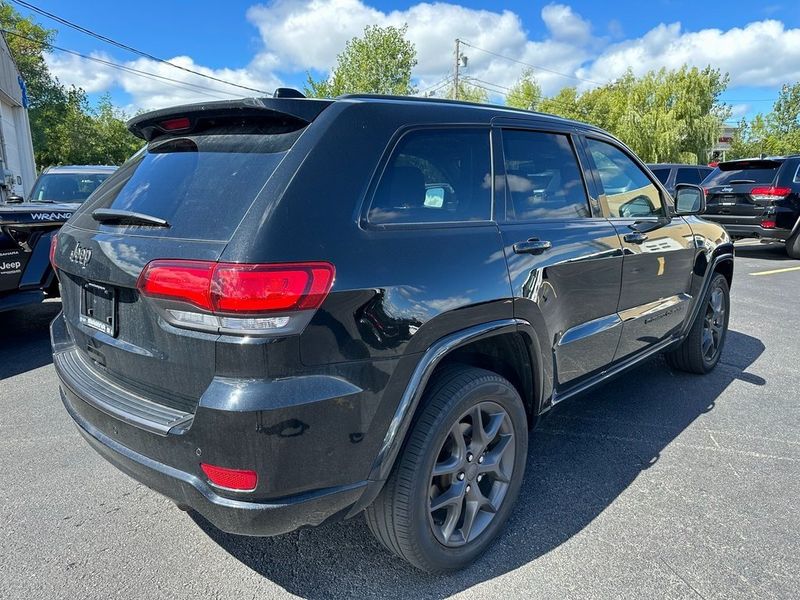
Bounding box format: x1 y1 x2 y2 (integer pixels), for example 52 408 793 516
92 208 170 227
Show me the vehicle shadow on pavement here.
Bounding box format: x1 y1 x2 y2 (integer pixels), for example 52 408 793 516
734 244 796 261
0 302 61 380
192 329 764 599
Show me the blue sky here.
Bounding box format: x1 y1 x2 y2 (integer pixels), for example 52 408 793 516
14 0 800 122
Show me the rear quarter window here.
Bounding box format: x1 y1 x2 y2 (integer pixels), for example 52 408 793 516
368 128 492 225
71 126 303 241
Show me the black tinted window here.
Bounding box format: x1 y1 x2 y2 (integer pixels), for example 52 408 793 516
369 129 491 225
650 168 670 185
704 162 781 186
676 168 702 185
73 127 301 240
502 130 589 220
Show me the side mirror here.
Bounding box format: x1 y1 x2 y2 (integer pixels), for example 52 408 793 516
6 194 24 204
674 184 706 216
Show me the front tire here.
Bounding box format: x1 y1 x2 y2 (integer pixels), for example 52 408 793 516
365 365 528 572
666 272 730 374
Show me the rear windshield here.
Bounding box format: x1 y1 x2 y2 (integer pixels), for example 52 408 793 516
72 126 302 240
30 172 112 203
704 162 782 187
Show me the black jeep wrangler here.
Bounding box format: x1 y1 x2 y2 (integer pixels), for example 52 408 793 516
51 92 733 572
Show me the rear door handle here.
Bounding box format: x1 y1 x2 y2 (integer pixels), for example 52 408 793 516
623 231 648 244
513 239 552 255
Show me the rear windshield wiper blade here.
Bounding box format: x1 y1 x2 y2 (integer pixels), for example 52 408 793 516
92 208 170 227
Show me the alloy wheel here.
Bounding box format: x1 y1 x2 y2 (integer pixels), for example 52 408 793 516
427 401 515 547
702 284 726 361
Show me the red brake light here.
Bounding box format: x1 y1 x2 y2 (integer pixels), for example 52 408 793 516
137 260 216 310
160 117 191 131
200 463 258 491
137 260 335 314
751 186 791 200
49 234 58 268
761 219 777 229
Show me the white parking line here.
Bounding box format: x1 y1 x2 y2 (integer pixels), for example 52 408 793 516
750 265 800 276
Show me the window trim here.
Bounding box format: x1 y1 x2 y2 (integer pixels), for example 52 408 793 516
581 135 670 221
496 126 597 224
360 124 496 230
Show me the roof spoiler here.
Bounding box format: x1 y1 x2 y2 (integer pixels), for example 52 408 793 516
127 96 333 141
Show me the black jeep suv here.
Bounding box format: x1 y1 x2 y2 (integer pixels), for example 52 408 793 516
702 156 800 257
50 93 733 572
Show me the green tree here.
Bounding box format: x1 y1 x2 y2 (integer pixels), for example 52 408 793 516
536 66 730 163
506 70 542 110
730 82 800 158
1 4 142 167
91 94 143 164
305 24 417 97
438 79 489 103
1 5 68 165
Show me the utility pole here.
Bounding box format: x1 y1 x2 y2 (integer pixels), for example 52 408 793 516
453 38 460 100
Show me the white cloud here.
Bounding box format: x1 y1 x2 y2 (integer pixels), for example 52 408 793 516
41 2 800 113
578 19 800 89
541 4 592 44
45 49 283 112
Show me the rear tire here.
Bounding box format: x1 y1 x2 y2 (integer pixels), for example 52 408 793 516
666 272 730 374
785 230 800 259
365 365 528 573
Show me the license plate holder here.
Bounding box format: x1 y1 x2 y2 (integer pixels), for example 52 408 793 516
719 195 737 206
80 282 117 336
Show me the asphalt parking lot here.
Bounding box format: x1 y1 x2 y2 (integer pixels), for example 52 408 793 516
1 242 798 599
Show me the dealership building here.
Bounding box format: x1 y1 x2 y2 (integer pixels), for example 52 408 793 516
0 32 36 202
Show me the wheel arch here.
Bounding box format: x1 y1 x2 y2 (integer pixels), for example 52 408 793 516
348 318 546 516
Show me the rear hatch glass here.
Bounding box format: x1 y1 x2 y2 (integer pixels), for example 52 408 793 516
704 160 782 187
57 123 304 410
71 125 302 241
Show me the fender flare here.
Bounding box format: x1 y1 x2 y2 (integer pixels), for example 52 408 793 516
681 249 734 338
347 317 541 516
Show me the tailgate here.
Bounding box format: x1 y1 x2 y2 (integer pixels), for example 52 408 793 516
52 120 307 412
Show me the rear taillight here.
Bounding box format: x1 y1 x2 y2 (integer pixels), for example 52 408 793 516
751 186 791 201
200 463 258 492
761 219 777 229
49 234 58 268
137 260 335 334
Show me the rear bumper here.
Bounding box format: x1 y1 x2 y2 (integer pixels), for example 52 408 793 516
50 310 393 536
62 386 366 536
0 289 45 313
703 220 790 241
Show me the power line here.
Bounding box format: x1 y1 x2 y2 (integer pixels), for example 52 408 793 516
1 28 238 101
417 76 452 95
459 40 605 87
9 0 269 95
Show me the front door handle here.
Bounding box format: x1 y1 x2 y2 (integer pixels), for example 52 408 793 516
623 231 649 244
513 239 552 255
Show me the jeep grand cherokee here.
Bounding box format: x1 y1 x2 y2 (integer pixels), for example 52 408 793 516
50 91 733 572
